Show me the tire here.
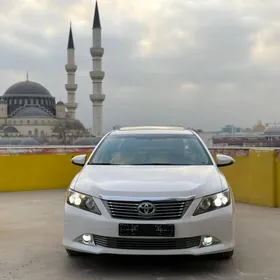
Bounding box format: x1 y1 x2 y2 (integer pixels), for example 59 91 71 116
214 249 234 260
66 249 83 257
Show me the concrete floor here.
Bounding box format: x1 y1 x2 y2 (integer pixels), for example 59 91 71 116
1 190 280 280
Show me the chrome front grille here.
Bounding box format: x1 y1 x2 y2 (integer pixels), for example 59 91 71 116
103 199 193 220
93 235 201 250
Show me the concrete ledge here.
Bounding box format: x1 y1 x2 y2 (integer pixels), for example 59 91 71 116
0 146 95 193
0 146 279 208
0 146 94 155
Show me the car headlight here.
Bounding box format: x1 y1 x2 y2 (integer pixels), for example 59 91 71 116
66 189 101 215
193 189 231 216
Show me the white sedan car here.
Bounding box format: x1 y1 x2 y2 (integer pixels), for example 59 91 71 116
63 126 235 259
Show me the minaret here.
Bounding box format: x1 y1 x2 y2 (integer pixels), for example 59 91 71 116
90 1 105 136
65 22 78 119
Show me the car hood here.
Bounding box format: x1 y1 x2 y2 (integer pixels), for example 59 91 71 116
73 165 224 199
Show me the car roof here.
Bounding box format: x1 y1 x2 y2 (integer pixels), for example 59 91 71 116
110 126 194 135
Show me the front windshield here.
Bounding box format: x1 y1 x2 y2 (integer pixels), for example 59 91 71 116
88 133 213 166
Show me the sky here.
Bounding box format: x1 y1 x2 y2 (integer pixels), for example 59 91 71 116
1 0 280 132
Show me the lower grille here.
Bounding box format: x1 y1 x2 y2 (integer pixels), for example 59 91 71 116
93 235 201 250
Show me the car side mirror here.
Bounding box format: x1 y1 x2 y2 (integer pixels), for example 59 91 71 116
216 154 235 167
71 154 87 166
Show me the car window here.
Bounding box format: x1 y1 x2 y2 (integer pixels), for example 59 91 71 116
88 133 213 166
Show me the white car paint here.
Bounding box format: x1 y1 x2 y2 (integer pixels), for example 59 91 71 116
63 127 235 257
74 165 226 199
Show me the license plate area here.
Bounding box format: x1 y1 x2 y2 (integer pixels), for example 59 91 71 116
119 223 175 237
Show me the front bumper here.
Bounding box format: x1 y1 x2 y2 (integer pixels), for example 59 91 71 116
63 198 235 256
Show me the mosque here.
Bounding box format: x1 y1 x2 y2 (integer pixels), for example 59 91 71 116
0 1 105 145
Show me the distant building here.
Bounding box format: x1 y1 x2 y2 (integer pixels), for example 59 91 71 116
252 121 265 132
197 132 215 148
0 78 85 138
221 125 242 134
212 123 280 147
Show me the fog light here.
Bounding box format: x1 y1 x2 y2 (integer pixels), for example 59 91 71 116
202 236 213 246
82 234 92 244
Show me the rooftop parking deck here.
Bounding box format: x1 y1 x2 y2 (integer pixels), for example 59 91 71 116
1 189 280 280
1 146 280 279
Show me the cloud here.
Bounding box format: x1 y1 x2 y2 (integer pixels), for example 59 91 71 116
1 0 280 132
179 83 199 92
250 25 280 65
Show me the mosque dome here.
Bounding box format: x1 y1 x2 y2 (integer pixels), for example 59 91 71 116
4 126 19 133
19 138 40 146
9 138 22 145
65 119 86 130
4 80 52 97
14 107 51 117
2 79 56 117
0 138 10 145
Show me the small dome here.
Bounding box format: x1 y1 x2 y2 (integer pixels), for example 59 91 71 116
65 119 86 130
0 137 23 145
15 107 51 117
9 138 22 145
4 80 52 97
33 137 46 144
264 124 280 134
56 101 65 106
19 138 39 146
4 126 19 133
47 139 64 145
0 138 11 145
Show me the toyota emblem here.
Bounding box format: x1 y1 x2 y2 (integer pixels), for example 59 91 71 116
137 202 156 216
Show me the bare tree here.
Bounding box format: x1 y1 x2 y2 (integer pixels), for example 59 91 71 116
52 120 89 145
